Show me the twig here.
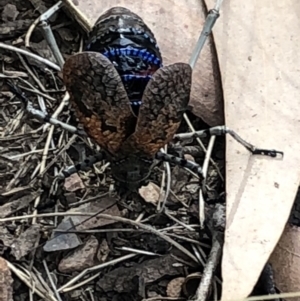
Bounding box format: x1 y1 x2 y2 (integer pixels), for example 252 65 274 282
42 92 70 132
182 115 223 181
199 136 217 227
164 210 195 232
191 244 206 267
58 254 137 292
7 261 57 301
194 231 223 301
25 15 41 47
0 42 60 71
117 247 160 257
0 212 198 263
61 272 101 293
157 147 171 212
195 204 225 301
32 124 55 224
17 53 48 92
43 260 63 301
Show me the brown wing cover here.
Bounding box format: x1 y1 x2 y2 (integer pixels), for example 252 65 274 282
122 63 192 157
63 52 135 155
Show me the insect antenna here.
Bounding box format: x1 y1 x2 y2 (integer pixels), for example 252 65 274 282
174 126 284 158
6 80 86 137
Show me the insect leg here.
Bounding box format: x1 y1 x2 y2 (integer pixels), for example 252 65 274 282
186 1 283 158
57 152 106 180
34 1 65 68
189 1 222 69
156 152 204 179
174 126 284 158
7 80 87 137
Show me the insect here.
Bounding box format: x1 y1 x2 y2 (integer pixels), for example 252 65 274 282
62 6 195 191
7 6 283 193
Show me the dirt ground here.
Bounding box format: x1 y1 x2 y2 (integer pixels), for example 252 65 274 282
0 0 299 300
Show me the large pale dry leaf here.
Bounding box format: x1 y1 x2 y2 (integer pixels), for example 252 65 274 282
270 224 300 301
62 0 224 126
204 0 300 299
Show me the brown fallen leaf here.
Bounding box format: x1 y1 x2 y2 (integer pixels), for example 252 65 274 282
10 224 40 260
27 0 48 14
61 0 224 126
0 226 14 252
27 41 56 65
0 191 39 218
1 4 19 21
166 277 185 298
58 235 99 273
204 0 300 299
63 173 85 192
69 197 120 230
97 238 110 263
44 198 120 252
98 254 183 293
0 257 13 301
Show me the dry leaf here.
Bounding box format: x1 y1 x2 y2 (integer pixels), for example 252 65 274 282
204 0 300 299
0 192 39 217
58 235 99 273
184 154 195 162
270 224 300 301
0 226 14 251
97 239 110 263
166 277 185 297
63 173 85 192
97 254 182 293
10 224 40 260
0 257 13 301
61 0 223 126
69 197 120 230
139 182 160 204
2 4 19 22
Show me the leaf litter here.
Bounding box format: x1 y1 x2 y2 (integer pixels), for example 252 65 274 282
0 0 299 301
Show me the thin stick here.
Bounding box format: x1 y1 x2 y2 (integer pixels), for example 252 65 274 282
0 212 198 263
157 147 171 212
0 43 60 71
43 260 63 301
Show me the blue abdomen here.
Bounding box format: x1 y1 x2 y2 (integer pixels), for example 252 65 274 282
85 7 163 116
